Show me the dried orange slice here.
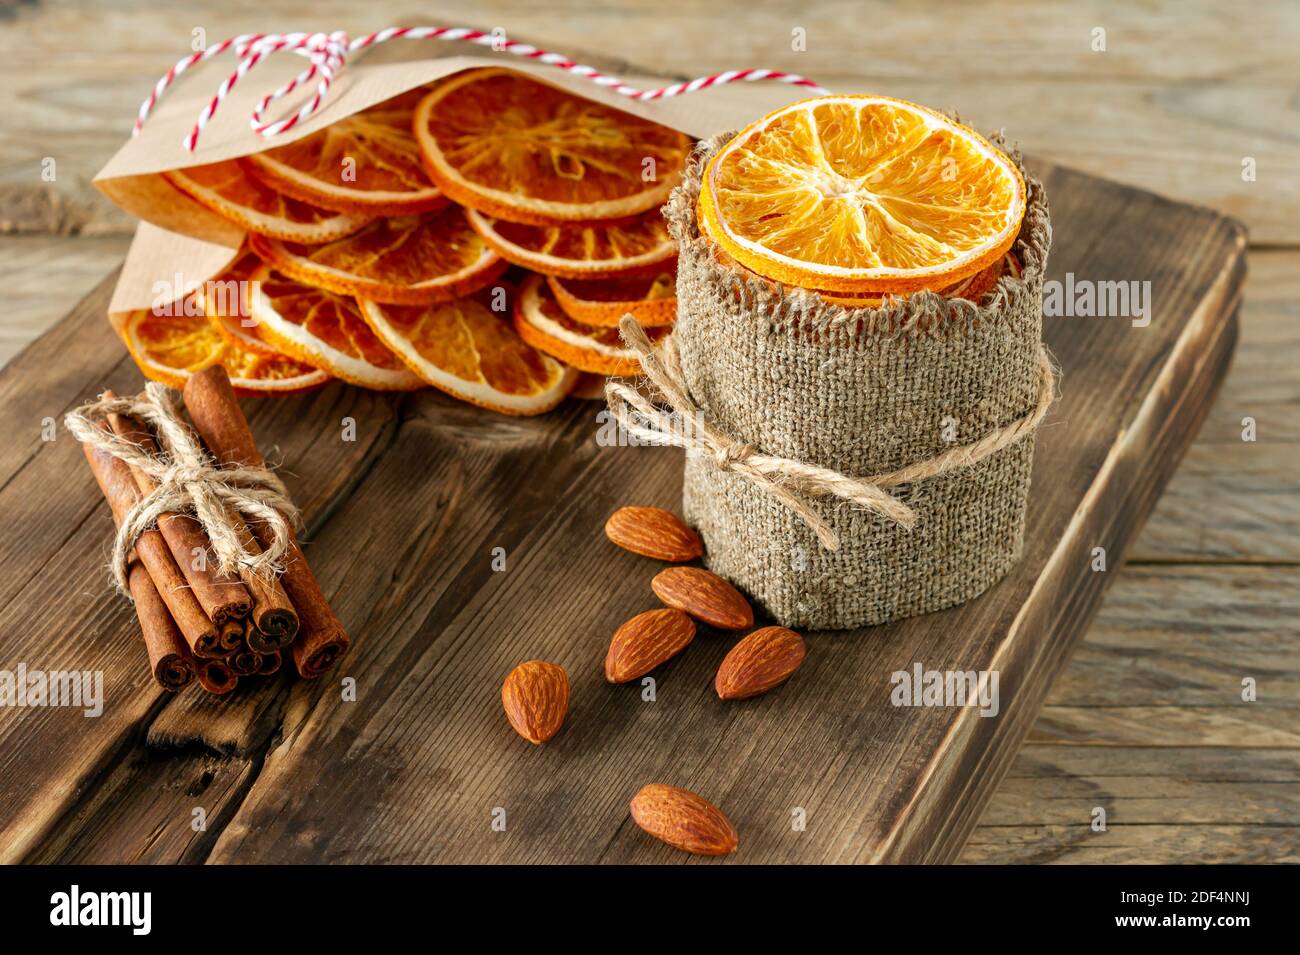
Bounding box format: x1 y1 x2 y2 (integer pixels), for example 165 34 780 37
414 68 691 224
246 265 423 390
218 343 331 394
513 274 666 376
121 305 329 395
243 89 446 216
716 247 1016 308
358 290 577 416
248 208 506 305
548 270 676 328
817 252 1017 307
163 160 371 243
698 95 1025 293
202 250 279 354
465 208 676 278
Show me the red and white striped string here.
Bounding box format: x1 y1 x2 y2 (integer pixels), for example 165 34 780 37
133 27 828 152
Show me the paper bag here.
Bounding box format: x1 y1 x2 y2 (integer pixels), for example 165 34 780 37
96 41 817 319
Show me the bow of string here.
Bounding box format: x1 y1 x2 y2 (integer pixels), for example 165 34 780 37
64 383 300 594
604 316 1056 552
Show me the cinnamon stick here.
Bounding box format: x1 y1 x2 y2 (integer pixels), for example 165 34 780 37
182 366 349 679
256 649 282 676
227 641 262 677
195 658 238 694
127 561 194 691
103 398 251 624
83 441 221 658
245 624 278 654
226 516 299 648
218 618 245 651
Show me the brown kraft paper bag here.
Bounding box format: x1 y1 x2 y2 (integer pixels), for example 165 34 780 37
94 46 813 319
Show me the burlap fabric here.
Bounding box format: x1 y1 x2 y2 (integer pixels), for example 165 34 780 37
665 132 1053 630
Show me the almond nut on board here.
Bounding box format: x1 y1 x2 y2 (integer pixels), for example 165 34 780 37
651 566 753 630
604 608 696 683
604 506 703 562
501 660 571 744
715 626 807 700
629 783 739 856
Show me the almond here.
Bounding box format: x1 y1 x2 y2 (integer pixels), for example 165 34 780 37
651 566 753 630
501 660 570 744
604 506 703 562
604 608 695 683
629 783 738 856
715 626 807 700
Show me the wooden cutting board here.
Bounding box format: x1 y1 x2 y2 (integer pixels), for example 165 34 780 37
0 86 1243 862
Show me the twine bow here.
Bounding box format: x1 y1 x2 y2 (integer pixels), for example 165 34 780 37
64 383 300 594
131 27 828 151
605 316 1057 551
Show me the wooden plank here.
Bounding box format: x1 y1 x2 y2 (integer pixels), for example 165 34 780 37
959 825 1300 865
5 200 1248 857
1133 251 1300 562
997 744 1300 781
978 776 1300 826
1030 707 1299 749
2 1 1297 240
25 749 254 865
961 564 1300 862
1042 565 1300 706
137 161 1238 863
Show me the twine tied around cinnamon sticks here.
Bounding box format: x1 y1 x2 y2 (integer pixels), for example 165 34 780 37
605 316 1057 552
64 383 300 594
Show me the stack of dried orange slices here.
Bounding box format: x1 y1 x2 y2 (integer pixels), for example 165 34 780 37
696 95 1027 311
412 68 688 385
125 69 691 414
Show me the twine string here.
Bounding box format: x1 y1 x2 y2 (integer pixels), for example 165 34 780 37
64 383 300 594
131 27 828 151
605 316 1056 551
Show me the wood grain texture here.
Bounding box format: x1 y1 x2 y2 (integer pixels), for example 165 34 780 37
961 825 1300 865
1132 251 1300 562
959 565 1300 862
25 749 255 865
1033 565 1300 708
0 236 130 367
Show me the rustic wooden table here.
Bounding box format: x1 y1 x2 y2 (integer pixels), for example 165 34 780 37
1 0 1295 863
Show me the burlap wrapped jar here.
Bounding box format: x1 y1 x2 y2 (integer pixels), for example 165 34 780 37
655 131 1053 631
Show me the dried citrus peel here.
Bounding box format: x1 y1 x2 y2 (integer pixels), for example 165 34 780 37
466 208 676 278
243 88 446 216
698 95 1025 293
164 160 372 243
121 306 329 395
246 265 424 390
358 293 577 415
413 68 691 224
513 274 664 376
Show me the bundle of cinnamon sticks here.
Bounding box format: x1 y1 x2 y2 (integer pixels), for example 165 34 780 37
77 366 348 694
